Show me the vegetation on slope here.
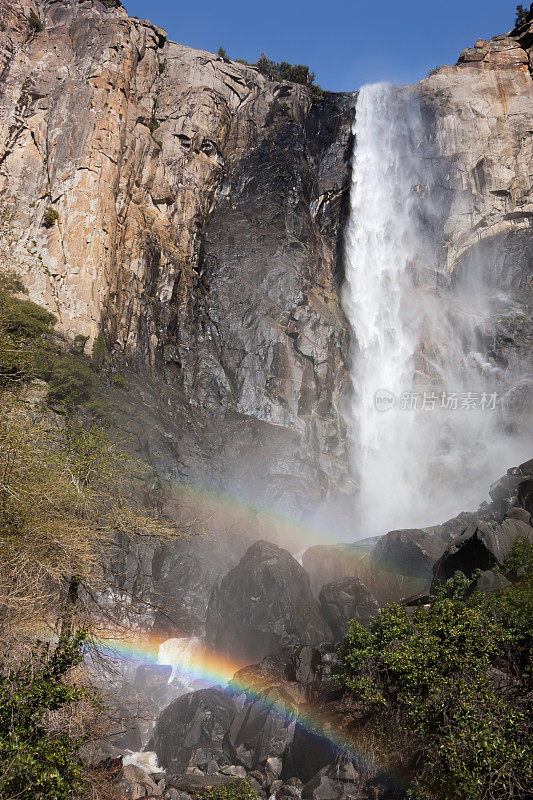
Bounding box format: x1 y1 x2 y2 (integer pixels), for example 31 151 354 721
336 560 533 800
0 265 180 798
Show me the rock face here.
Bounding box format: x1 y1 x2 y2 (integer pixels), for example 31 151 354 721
206 540 330 664
0 0 353 513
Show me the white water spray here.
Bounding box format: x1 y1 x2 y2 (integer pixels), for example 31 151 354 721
343 83 530 536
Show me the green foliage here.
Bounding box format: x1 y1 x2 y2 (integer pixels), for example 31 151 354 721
0 284 57 383
44 355 95 408
148 112 159 134
265 97 290 126
200 781 258 800
72 333 89 355
217 46 229 60
42 207 59 228
504 536 533 577
111 373 128 390
28 10 44 32
254 53 322 94
0 632 90 800
101 0 122 8
91 330 106 370
158 61 166 74
515 4 529 26
336 575 533 800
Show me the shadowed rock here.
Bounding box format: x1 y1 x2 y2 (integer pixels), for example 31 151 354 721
148 687 238 772
431 518 533 590
319 577 379 638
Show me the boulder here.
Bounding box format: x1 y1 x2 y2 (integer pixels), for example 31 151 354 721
149 688 238 772
206 540 330 664
518 479 533 516
476 570 512 595
319 577 379 638
372 529 448 580
302 762 364 800
505 507 531 524
223 686 297 770
120 764 162 799
432 518 533 589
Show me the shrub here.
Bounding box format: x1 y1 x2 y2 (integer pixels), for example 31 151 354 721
91 330 106 370
265 98 290 126
217 46 229 60
200 781 258 800
28 10 44 32
148 112 159 134
101 0 122 8
44 355 94 408
0 632 90 800
158 61 166 74
335 575 533 800
72 333 89 355
111 373 128 390
255 53 321 93
42 207 59 228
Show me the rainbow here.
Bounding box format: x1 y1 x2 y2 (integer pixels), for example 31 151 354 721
94 632 401 791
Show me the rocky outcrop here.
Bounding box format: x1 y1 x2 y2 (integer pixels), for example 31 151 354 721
206 540 330 664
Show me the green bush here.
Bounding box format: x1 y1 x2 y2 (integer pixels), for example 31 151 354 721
42 207 59 229
265 98 290 126
111 373 128 390
28 10 44 32
91 331 106 370
0 633 90 800
44 355 94 408
199 781 258 800
336 575 533 800
101 0 122 8
255 53 321 93
217 46 229 60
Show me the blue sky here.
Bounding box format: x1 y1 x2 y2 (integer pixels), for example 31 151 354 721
123 0 520 92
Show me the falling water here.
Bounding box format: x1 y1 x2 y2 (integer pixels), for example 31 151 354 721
342 83 530 536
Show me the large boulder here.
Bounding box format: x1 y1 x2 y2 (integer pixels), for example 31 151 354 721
371 529 448 580
302 762 364 800
148 688 238 772
223 686 297 770
206 540 330 664
319 578 379 638
432 518 533 589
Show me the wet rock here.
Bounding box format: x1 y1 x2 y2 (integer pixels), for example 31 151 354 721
223 686 297 769
518 479 533 516
120 763 162 799
151 534 252 636
432 518 533 589
207 540 330 664
149 687 238 772
319 577 379 637
265 756 283 780
505 507 531 524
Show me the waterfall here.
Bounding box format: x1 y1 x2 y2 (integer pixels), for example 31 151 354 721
342 83 529 536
